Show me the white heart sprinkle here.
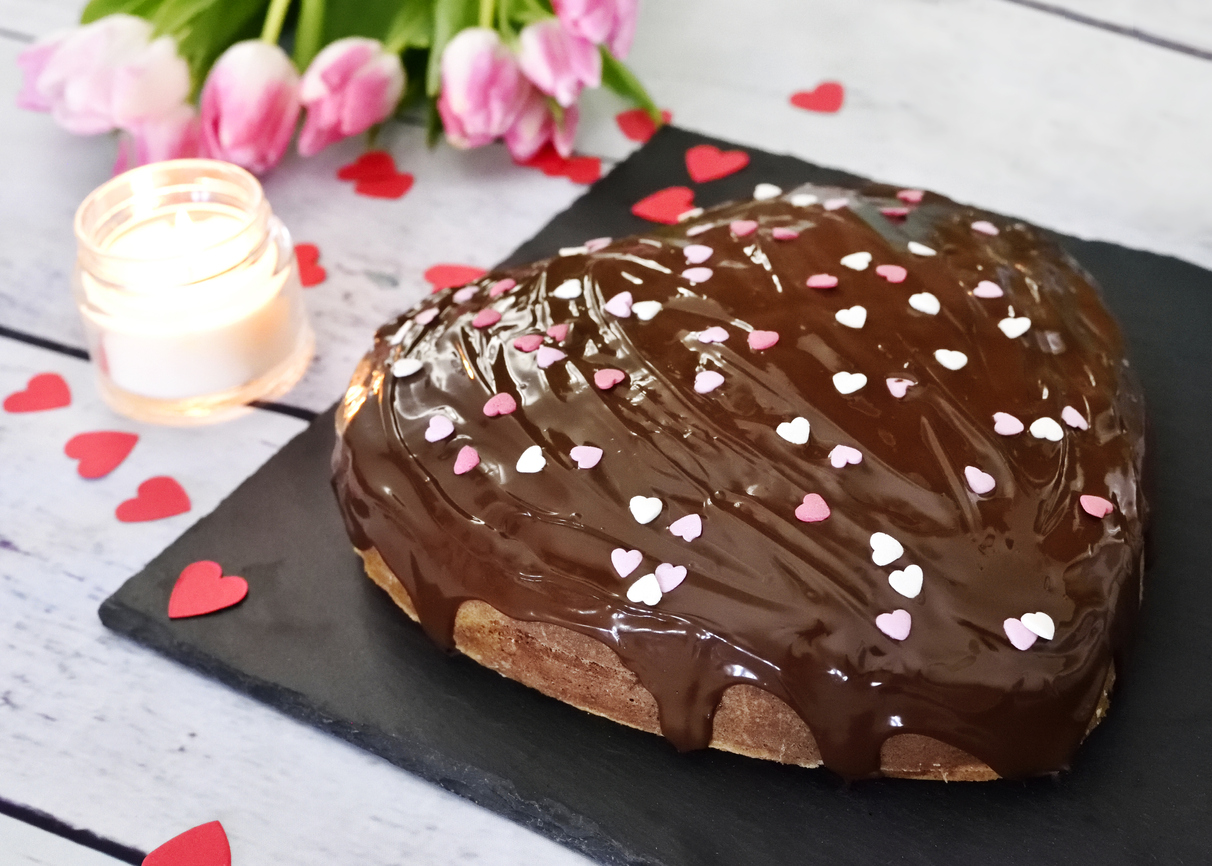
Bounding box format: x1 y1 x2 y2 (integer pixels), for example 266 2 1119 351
909 292 940 315
536 346 566 369
515 445 546 474
627 573 663 605
1062 405 1089 430
1020 611 1056 641
632 301 662 321
833 371 867 394
972 280 1004 299
934 349 968 370
840 251 872 271
776 416 811 445
553 279 582 299
907 241 936 256
611 548 642 578
888 564 923 599
790 193 818 207
392 358 423 378
835 306 867 329
998 316 1031 338
1029 417 1064 442
684 244 713 264
870 532 904 567
629 495 663 525
753 183 782 200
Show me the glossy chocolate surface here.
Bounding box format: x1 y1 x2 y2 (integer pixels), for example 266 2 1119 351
332 184 1145 779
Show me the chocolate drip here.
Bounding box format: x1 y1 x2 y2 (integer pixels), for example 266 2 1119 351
332 184 1145 779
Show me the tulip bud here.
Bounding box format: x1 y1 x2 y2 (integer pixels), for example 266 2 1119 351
298 37 405 156
115 103 202 174
505 88 578 162
111 35 191 129
552 0 639 59
200 40 301 174
437 27 529 149
516 19 600 108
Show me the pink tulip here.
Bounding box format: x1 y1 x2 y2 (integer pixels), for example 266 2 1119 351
114 104 202 174
437 27 528 149
298 37 405 156
110 35 192 129
552 0 639 59
516 19 600 108
505 88 578 162
200 40 301 174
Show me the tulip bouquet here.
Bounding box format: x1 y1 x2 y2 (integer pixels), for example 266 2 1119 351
17 0 658 174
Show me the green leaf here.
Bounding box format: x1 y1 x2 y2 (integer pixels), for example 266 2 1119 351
80 0 162 24
600 48 660 122
319 0 415 44
384 1 434 53
150 0 269 92
427 0 478 97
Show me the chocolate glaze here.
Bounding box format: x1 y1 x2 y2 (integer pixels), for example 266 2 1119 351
332 184 1146 780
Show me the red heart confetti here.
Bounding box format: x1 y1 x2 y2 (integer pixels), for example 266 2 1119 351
790 81 845 113
616 108 672 143
294 243 326 287
116 476 191 523
143 820 231 866
4 373 71 413
424 264 488 292
64 431 138 479
518 144 601 185
631 186 695 225
336 150 414 199
167 561 248 620
356 172 414 199
684 144 750 183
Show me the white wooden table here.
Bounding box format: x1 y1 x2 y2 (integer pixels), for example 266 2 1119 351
2 1 1210 862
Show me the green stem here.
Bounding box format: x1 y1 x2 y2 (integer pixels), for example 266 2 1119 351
261 0 293 45
293 0 325 69
478 0 496 29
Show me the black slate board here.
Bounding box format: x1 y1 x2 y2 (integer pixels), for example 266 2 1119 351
101 128 1212 865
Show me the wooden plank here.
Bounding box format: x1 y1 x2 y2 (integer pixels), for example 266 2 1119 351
1009 0 1212 55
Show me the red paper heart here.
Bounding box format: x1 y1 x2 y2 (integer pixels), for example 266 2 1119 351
143 820 231 866
519 144 601 184
790 81 845 113
355 172 414 199
4 373 71 413
562 155 601 184
294 243 326 287
116 476 191 523
424 264 488 292
685 144 750 183
167 561 248 620
336 150 395 182
616 108 672 143
631 186 695 225
64 431 138 479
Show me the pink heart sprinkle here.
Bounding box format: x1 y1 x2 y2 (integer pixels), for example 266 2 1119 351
972 220 999 236
698 326 728 344
829 444 863 468
684 244 713 264
876 609 912 641
611 548 643 578
972 280 1004 298
1062 405 1089 430
536 346 566 369
415 307 439 325
886 378 914 398
1080 494 1115 518
584 236 612 252
748 330 779 351
425 415 454 442
594 368 626 390
993 412 1024 435
964 465 996 495
875 264 908 283
472 308 501 329
730 219 758 237
880 206 910 219
546 324 569 342
604 291 633 317
794 493 831 523
570 445 603 469
682 267 713 283
897 189 924 203
483 392 517 417
772 227 799 240
1003 617 1038 651
654 563 687 592
669 514 702 542
824 198 849 211
806 274 839 289
453 286 477 303
513 334 544 353
489 278 517 298
453 445 480 475
694 370 724 393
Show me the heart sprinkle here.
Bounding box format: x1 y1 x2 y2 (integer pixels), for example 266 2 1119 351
570 445 603 468
875 264 908 283
776 416 811 444
536 346 566 369
630 495 663 524
684 244 713 263
595 368 626 390
489 278 517 297
453 445 480 475
1021 611 1055 640
611 548 643 577
516 445 546 473
553 279 582 299
772 227 799 240
655 563 688 592
870 532 905 566
972 220 999 236
898 189 925 203
695 370 725 393
627 573 663 605
829 444 863 468
1080 494 1115 518
1003 618 1037 650
880 206 910 220
415 307 440 325
547 324 569 342
682 267 713 283
992 412 1024 435
483 392 517 416
908 292 940 315
832 371 867 394
876 609 912 641
730 219 758 237
790 193 818 207
633 301 663 320
472 308 501 329
972 280 1004 298
513 334 544 352
604 291 633 317
698 326 729 343
934 349 969 370
795 493 831 523
1062 405 1089 430
907 241 936 256
806 273 839 289
169 562 249 619
753 183 782 200
669 514 703 542
453 286 477 303
824 198 849 211
1029 417 1064 441
425 415 454 442
835 306 867 329
964 465 996 495
840 251 872 271
886 378 914 398
998 316 1031 338
888 565 924 599
748 330 780 350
